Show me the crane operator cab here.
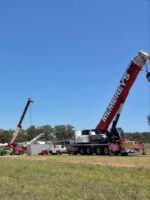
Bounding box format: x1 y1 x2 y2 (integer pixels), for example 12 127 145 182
115 127 126 139
108 127 126 141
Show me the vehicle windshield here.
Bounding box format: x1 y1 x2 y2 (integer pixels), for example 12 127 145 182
117 128 125 138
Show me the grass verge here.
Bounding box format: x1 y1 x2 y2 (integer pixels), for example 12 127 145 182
0 155 150 200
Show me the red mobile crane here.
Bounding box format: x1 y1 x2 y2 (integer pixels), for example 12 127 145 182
8 98 33 154
68 51 150 156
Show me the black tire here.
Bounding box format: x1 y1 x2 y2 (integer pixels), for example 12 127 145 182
56 151 61 155
79 147 85 155
103 147 110 155
114 151 120 155
72 152 77 155
121 152 128 156
95 147 102 155
86 147 92 155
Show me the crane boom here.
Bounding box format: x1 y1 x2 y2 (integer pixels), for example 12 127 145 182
17 98 33 128
10 98 33 144
68 50 150 156
96 51 150 132
25 133 46 146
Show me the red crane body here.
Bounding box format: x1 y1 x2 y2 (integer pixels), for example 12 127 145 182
67 51 150 156
96 51 150 132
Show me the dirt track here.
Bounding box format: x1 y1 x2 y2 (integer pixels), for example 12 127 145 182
1 153 150 169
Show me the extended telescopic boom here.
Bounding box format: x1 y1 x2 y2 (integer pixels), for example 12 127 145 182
10 98 33 144
96 51 150 132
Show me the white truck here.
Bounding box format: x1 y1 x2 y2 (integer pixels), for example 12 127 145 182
49 145 67 155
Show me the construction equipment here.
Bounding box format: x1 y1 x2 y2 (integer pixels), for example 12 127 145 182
0 147 13 156
10 98 33 144
8 98 33 154
24 132 46 146
68 51 150 156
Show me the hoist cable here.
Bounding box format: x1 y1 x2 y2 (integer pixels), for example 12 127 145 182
29 103 33 127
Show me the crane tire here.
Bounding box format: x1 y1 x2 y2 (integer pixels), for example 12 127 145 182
121 152 128 156
86 147 92 155
103 147 110 155
95 147 102 155
79 147 86 155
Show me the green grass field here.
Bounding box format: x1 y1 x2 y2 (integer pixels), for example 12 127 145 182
0 146 150 200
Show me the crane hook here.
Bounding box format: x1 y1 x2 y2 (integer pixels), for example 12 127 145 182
145 62 150 82
146 72 150 82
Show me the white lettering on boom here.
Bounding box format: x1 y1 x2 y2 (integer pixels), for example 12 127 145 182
102 72 130 123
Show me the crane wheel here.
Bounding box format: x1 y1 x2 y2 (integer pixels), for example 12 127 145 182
95 147 102 155
121 152 128 156
103 147 110 155
114 151 120 155
79 148 86 155
86 147 92 155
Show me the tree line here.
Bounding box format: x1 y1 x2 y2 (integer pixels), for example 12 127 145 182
0 125 150 143
0 124 75 143
126 132 150 143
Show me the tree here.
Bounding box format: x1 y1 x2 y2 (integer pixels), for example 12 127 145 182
0 129 13 143
26 125 38 141
36 125 54 140
54 124 75 140
126 132 150 143
0 124 76 143
16 129 28 142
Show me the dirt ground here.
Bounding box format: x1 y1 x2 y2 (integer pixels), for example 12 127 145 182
1 153 150 169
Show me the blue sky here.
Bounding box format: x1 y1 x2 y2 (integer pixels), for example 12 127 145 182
0 0 150 132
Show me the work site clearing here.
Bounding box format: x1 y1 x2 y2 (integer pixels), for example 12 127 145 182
0 52 150 199
0 151 150 200
2 152 150 169
1 51 149 157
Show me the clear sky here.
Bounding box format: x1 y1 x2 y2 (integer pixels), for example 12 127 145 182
0 0 150 132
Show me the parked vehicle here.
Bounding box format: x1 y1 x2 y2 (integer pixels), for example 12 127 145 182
49 145 67 155
57 145 67 153
0 147 13 156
